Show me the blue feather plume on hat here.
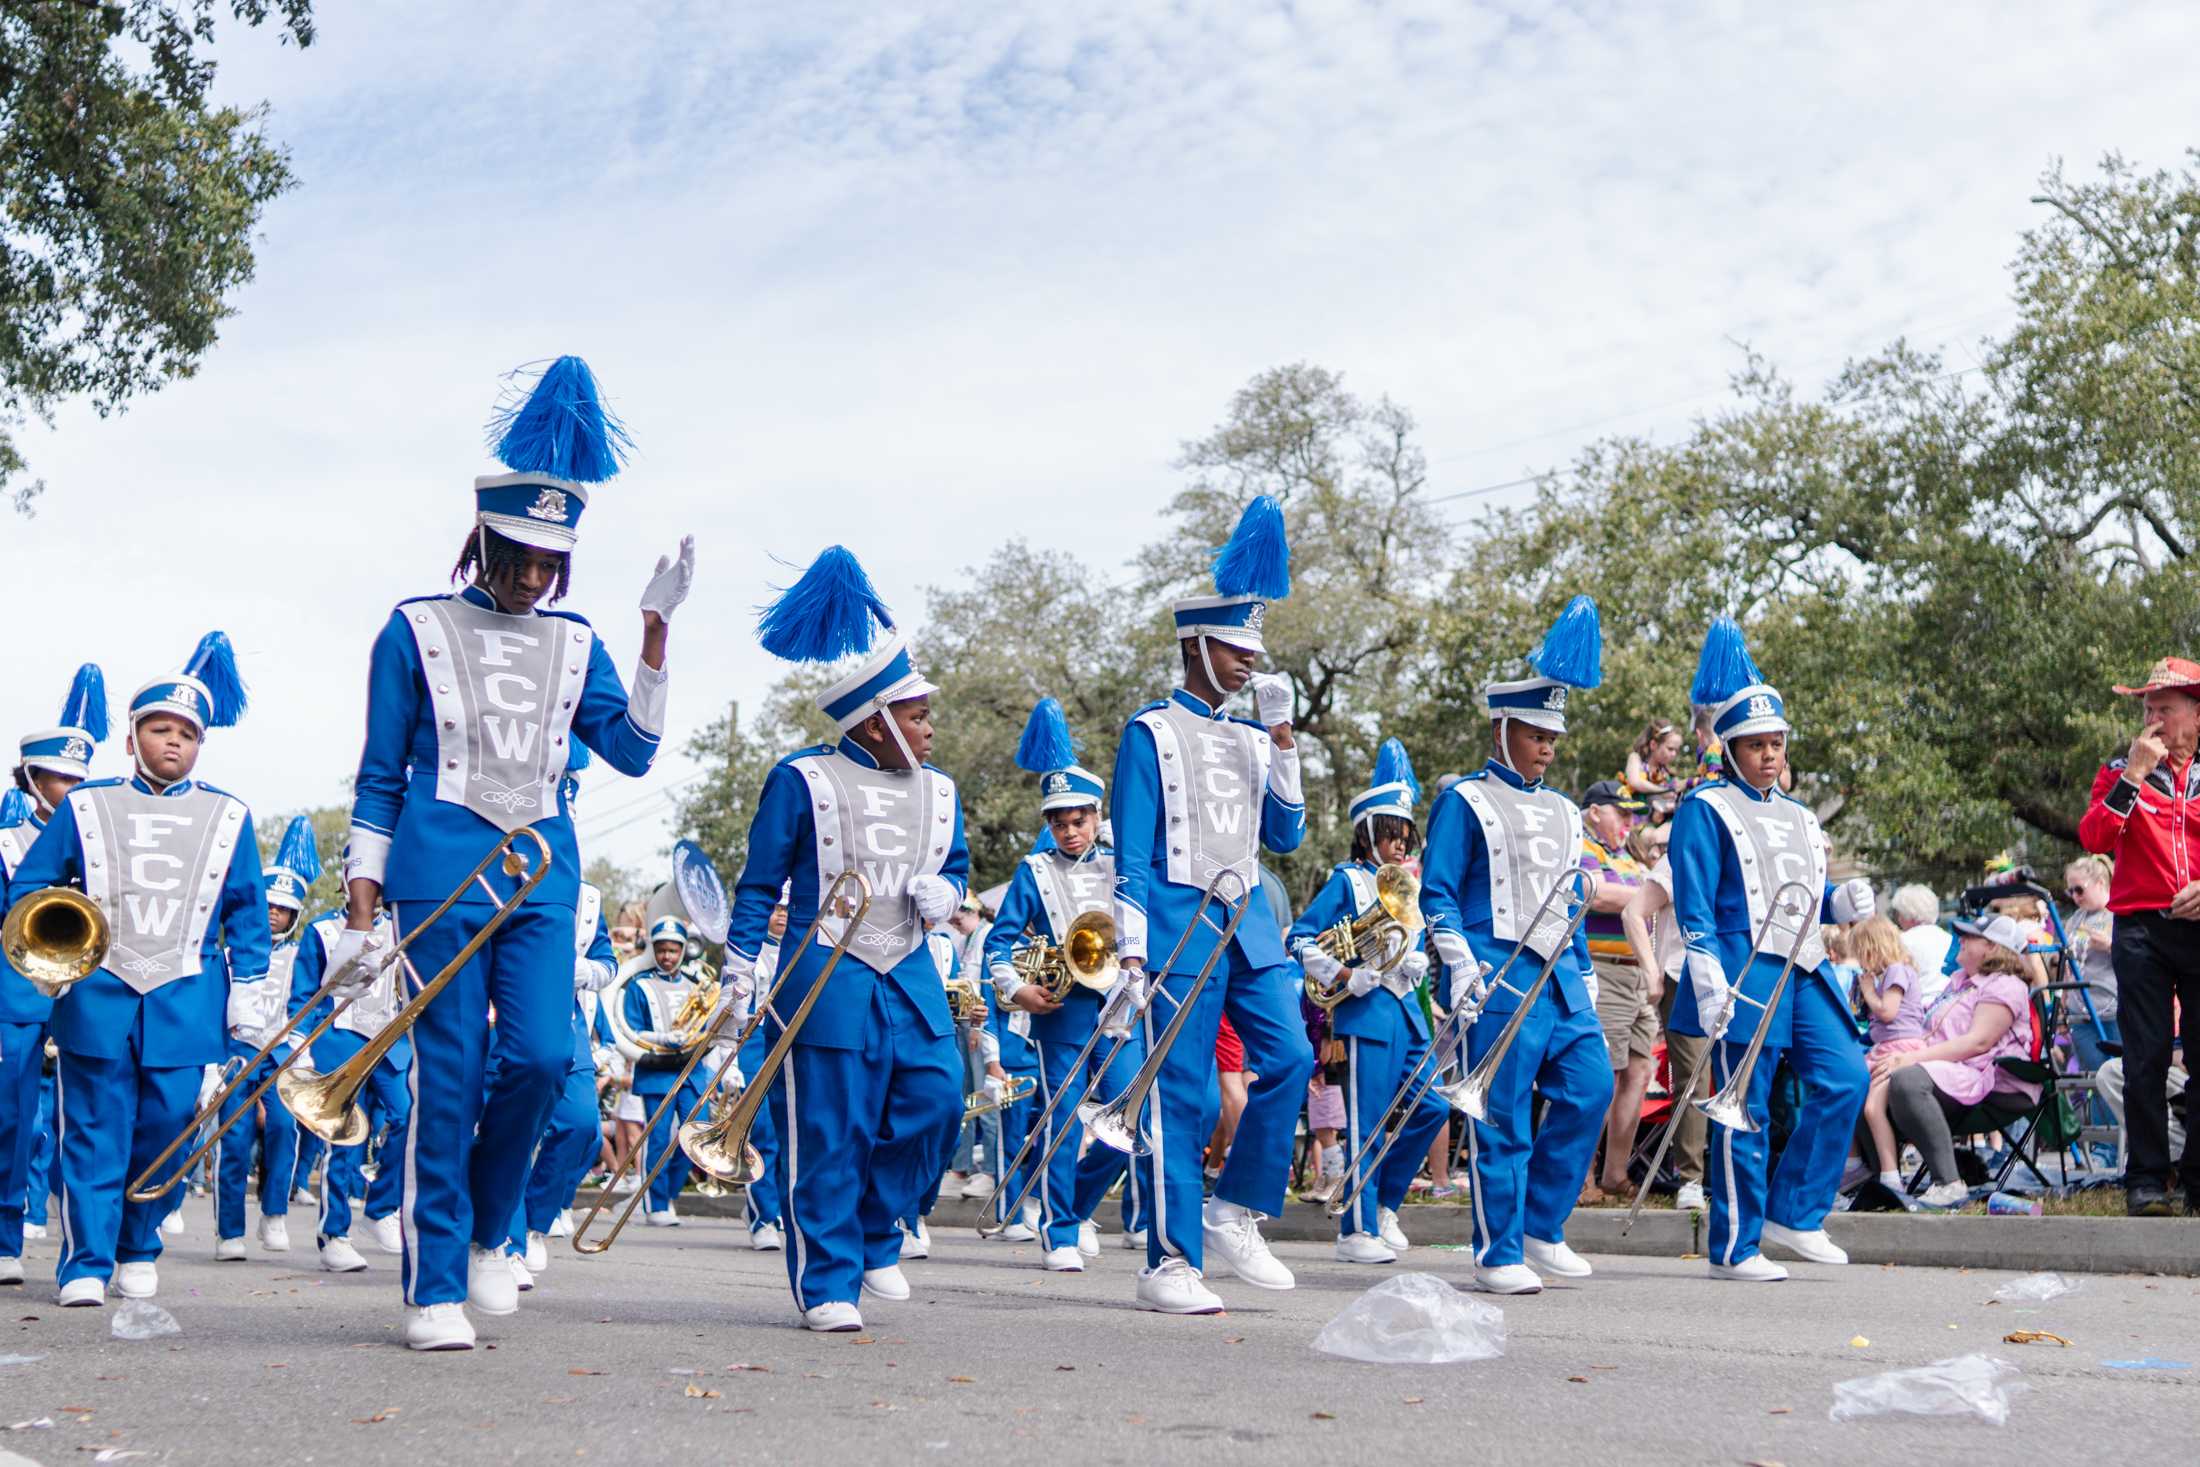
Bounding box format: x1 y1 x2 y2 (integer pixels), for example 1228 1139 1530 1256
486 355 632 484
0 788 29 828
274 815 322 887
757 546 895 663
1528 594 1603 690
1212 495 1291 600
184 632 248 728
1690 615 1764 707
1371 737 1421 806
1015 698 1076 774
59 663 108 742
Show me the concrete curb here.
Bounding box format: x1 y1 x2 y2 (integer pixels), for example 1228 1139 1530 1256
578 1190 2200 1276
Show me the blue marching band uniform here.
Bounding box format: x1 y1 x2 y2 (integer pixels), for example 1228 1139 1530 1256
618 914 714 1225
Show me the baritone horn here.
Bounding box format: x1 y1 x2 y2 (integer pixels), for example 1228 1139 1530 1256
1304 863 1421 1012
1007 910 1118 1002
1 886 110 999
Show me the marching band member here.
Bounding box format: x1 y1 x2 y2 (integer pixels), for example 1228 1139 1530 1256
1106 496 1314 1314
713 547 968 1333
9 634 271 1305
211 815 323 1261
1420 597 1613 1295
1667 618 1871 1279
984 698 1146 1272
335 355 692 1349
1 664 107 1287
734 891 790 1253
619 916 709 1226
900 922 995 1258
1289 739 1444 1264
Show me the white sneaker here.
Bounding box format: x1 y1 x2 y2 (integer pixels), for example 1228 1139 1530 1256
804 1301 863 1332
58 1276 107 1307
1919 1180 1969 1209
320 1236 368 1273
1709 1254 1789 1282
1378 1207 1410 1251
1043 1246 1085 1272
114 1261 157 1299
370 1214 403 1255
508 1254 534 1292
292 1187 317 1208
1077 1221 1100 1257
900 1219 931 1259
258 1216 291 1252
405 1302 475 1351
750 1222 784 1252
1136 1257 1224 1314
1201 1200 1294 1290
861 1265 911 1301
645 1208 681 1228
959 1172 997 1199
1472 1262 1543 1294
611 1172 640 1194
1335 1232 1398 1264
21 1222 46 1241
1761 1221 1848 1265
214 1236 247 1262
1525 1236 1592 1278
1674 1180 1707 1212
1121 1228 1147 1250
522 1233 549 1274
159 1212 184 1236
994 1220 1038 1242
467 1246 520 1316
548 1210 572 1239
0 1256 22 1285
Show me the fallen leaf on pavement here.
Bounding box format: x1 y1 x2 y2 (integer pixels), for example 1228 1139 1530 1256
852 1336 876 1346
1767 1406 1792 1415
1055 1365 1075 1372
568 1368 606 1377
1402 1397 1424 1405
683 1386 721 1399
1567 1376 1588 1384
725 1363 771 1373
542 1396 576 1405
2004 1330 2071 1347
1224 1336 1245 1345
1849 1336 1869 1348
350 1411 398 1425
1311 1411 1336 1421
947 1376 975 1385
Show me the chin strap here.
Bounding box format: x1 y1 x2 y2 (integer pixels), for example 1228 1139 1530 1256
1493 714 1517 776
1196 635 1222 706
878 704 921 773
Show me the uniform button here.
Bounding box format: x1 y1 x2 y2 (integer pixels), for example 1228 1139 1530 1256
569 664 581 675
427 648 440 659
1162 752 1173 762
438 684 451 695
933 847 944 856
1171 815 1182 825
1167 783 1179 792
573 631 586 644
446 759 459 770
444 720 456 731
562 700 573 711
823 837 835 847
414 613 428 624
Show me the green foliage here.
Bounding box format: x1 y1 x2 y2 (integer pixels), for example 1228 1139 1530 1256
582 855 645 914
253 799 345 921
0 0 312 513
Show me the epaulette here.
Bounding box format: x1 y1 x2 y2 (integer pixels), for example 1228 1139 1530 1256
1131 699 1172 718
394 593 449 610
542 608 595 629
193 780 239 799
73 777 127 792
777 743 837 769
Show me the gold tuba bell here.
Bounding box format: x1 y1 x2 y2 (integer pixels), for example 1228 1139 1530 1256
1008 910 1118 1003
2 887 110 999
1305 863 1422 1012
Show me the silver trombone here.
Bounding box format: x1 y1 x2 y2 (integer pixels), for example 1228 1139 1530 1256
1622 878 1818 1235
1323 866 1595 1219
975 867 1250 1236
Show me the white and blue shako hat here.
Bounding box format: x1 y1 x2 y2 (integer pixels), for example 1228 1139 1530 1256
1172 494 1290 656
1350 737 1421 835
1692 615 1786 743
1016 697 1103 814
648 915 689 948
266 815 324 913
475 355 632 553
1483 595 1602 736
20 663 108 782
130 631 247 734
757 548 938 753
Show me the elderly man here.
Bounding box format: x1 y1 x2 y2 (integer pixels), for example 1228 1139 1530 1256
1889 884 1953 1008
1579 781 1655 1202
2078 656 2200 1217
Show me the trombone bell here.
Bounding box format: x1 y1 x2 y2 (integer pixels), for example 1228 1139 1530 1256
679 1104 766 1185
275 1064 372 1147
1696 1078 1760 1133
2 886 110 998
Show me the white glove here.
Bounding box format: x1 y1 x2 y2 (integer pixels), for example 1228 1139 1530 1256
1098 966 1149 1037
1250 672 1294 727
639 1028 684 1049
288 1047 319 1081
197 1064 224 1107
1395 950 1430 986
981 1074 1007 1105
639 534 696 621
1300 947 1344 986
1429 928 1473 975
326 926 391 1000
1687 949 1735 1040
1448 961 1493 1016
708 1041 745 1093
1345 967 1380 999
1830 879 1875 925
574 958 618 994
908 874 958 925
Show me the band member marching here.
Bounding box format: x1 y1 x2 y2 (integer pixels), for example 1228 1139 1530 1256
1667 617 1871 1279
336 355 693 1349
1 664 107 1287
1420 597 1613 1295
711 547 968 1333
1289 739 1444 1264
212 815 324 1261
985 697 1147 1273
732 889 792 1253
1106 495 1315 1314
8 634 271 1305
619 916 710 1226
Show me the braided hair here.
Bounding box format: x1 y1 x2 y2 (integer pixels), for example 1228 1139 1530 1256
451 527 571 603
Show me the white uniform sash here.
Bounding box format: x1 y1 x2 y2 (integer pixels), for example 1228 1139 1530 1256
1454 779 1582 961
791 751 954 977
1138 700 1270 894
404 595 586 833
74 783 242 994
1695 784 1829 971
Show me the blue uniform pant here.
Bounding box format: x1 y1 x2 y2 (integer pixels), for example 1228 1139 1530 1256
1340 1028 1451 1238
392 899 574 1307
27 1070 56 1229
522 1051 601 1236
1031 1029 1147 1249
1461 999 1612 1268
766 980 961 1310
911 1089 968 1223
294 1130 326 1198
738 1028 781 1230
214 1038 299 1238
632 1069 706 1215
1706 979 1869 1265
312 1029 411 1243
0 1021 47 1257
53 1050 201 1285
1133 953 1314 1272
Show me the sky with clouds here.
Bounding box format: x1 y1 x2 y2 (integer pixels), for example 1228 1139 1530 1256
11 0 2196 875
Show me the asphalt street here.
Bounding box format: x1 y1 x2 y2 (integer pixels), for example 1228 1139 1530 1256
1 1195 2193 1466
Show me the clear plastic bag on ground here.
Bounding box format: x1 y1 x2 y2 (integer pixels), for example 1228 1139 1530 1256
110 1300 181 1340
1829 1354 2027 1425
1311 1272 1506 1364
1994 1271 2080 1303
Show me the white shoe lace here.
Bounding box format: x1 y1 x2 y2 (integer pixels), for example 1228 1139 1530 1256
418 1302 465 1324
1218 1212 1268 1255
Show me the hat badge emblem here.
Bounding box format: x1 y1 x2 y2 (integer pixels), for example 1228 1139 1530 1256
62 737 90 761
1046 772 1070 794
1746 693 1775 719
1543 685 1567 711
1245 602 1266 632
525 488 571 523
171 685 199 713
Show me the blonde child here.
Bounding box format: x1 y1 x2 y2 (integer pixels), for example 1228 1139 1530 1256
1851 916 1929 1187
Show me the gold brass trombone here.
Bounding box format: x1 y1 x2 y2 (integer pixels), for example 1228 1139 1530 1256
1 887 110 1000
963 1072 1035 1122
572 869 871 1255
126 827 552 1202
1303 863 1421 1012
1431 865 1598 1123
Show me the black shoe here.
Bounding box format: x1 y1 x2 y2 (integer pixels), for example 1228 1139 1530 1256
2126 1183 2174 1217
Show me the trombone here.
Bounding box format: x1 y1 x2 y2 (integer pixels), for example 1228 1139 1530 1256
127 827 552 1201
963 1072 1035 1122
1622 879 1819 1235
572 869 871 1255
1 886 110 999
977 868 1245 1237
1303 863 1421 1012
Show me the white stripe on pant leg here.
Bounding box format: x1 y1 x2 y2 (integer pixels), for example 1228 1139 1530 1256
1145 1004 1174 1262
1345 1036 1361 1235
1463 1029 1491 1265
394 907 426 1306
782 1049 810 1305
54 1061 72 1268
1035 1040 1053 1232
1715 1043 1739 1266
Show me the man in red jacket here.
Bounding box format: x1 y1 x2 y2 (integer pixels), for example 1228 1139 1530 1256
2078 656 2200 1216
